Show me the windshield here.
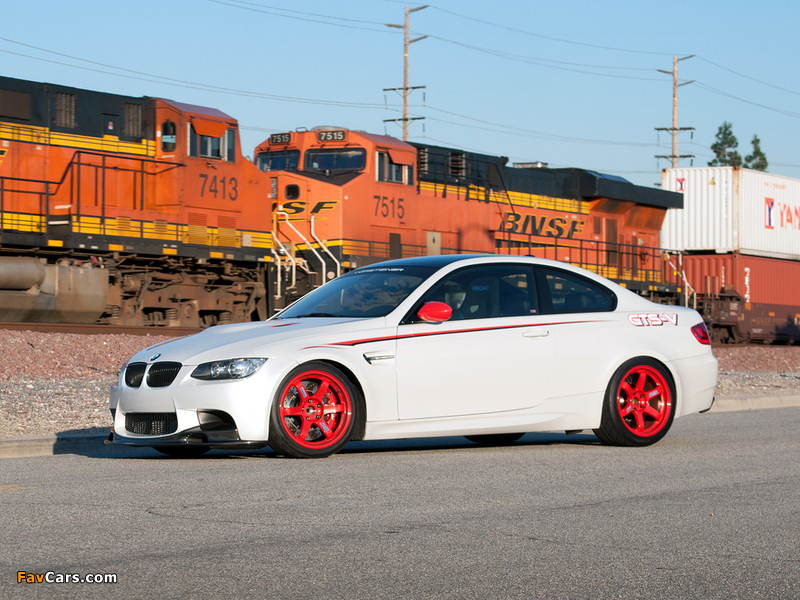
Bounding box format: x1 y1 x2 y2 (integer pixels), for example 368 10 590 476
305 148 366 174
276 265 436 319
256 150 300 172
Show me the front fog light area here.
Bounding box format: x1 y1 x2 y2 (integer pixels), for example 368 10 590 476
191 358 267 381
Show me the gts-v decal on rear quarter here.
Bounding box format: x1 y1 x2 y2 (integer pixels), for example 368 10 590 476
628 313 678 327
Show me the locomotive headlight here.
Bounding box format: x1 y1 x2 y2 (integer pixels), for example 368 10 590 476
191 358 267 380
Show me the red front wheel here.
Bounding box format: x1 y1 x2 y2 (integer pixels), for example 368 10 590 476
269 362 359 458
594 358 675 447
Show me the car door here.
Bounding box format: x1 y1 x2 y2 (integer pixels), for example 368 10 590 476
395 264 556 420
533 265 620 400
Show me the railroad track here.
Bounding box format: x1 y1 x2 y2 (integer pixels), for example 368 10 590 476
0 322 202 336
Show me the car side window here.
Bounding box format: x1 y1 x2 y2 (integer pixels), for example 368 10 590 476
536 267 617 314
411 265 538 322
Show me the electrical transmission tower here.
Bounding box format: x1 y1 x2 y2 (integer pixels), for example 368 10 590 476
655 55 695 168
384 5 428 141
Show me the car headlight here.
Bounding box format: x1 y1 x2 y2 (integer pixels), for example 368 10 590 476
191 358 267 381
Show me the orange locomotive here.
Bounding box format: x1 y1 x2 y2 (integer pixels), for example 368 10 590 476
0 76 272 326
256 126 684 308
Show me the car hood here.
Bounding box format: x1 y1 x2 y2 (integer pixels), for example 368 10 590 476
128 318 384 365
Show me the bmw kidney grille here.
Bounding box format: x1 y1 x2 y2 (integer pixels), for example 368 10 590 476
146 362 182 387
124 363 147 387
124 361 182 388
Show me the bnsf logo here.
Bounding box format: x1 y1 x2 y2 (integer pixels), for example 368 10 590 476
628 313 678 327
272 201 337 214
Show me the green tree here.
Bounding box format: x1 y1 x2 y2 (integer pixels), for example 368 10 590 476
708 121 742 167
744 134 768 171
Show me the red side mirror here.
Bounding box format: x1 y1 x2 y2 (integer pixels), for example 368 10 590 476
417 301 453 323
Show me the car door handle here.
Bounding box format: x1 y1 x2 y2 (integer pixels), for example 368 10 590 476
522 330 550 338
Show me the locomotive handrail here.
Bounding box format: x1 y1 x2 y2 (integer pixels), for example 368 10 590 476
0 151 184 189
665 252 696 309
270 246 283 301
0 150 187 236
277 211 326 287
513 234 683 293
272 233 297 290
310 215 341 279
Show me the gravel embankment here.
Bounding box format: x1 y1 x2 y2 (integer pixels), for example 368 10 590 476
0 330 798 439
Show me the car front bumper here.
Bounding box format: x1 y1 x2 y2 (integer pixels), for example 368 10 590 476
105 422 268 450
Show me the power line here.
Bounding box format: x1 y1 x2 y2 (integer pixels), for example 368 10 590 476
692 81 800 119
0 38 388 109
206 0 669 81
696 56 800 97
205 0 392 33
426 5 678 56
423 106 660 147
423 35 664 81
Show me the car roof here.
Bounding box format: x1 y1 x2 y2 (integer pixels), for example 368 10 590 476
354 254 584 272
354 254 510 271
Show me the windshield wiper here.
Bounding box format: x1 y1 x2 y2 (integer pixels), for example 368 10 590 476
290 312 340 318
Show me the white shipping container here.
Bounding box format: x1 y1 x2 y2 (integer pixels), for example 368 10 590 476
661 166 800 261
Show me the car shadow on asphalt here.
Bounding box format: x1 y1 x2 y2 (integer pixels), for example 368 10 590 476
61 429 602 460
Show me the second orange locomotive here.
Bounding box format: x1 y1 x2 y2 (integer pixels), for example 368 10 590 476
257 126 683 303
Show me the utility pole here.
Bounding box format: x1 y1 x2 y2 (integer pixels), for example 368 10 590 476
384 5 428 141
655 55 695 168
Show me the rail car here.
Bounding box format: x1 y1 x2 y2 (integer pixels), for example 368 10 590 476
662 166 800 343
256 127 685 308
0 75 274 327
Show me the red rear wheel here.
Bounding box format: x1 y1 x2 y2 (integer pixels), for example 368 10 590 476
594 358 675 447
269 362 358 458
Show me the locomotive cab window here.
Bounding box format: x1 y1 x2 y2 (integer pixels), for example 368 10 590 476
188 124 236 161
256 150 300 172
161 120 177 152
305 148 366 174
377 151 414 185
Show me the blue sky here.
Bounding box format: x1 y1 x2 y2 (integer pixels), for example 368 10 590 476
2 0 799 188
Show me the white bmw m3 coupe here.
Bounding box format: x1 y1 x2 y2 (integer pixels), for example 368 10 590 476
108 255 718 458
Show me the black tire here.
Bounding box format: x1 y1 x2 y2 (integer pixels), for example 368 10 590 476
464 433 524 446
154 446 210 458
268 362 361 458
594 357 676 447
